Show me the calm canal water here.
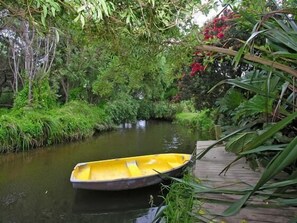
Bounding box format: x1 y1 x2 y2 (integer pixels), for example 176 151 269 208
0 120 197 223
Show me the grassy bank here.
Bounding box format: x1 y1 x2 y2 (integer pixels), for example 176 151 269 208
0 98 213 153
174 110 216 139
0 101 114 153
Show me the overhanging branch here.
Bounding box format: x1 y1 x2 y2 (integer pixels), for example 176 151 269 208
196 45 297 78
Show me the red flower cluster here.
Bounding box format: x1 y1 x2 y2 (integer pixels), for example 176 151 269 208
190 62 205 76
203 11 234 40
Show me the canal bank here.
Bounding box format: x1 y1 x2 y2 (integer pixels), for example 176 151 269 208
193 141 297 223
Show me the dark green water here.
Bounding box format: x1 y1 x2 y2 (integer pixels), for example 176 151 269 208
0 120 197 223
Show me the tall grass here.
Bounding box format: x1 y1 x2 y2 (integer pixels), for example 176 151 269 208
161 174 197 223
0 101 114 153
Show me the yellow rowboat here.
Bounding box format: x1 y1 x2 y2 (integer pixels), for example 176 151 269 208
70 153 192 190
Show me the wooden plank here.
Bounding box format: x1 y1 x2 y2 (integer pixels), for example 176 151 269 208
193 141 297 223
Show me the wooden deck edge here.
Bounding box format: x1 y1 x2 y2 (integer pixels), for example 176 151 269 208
192 140 297 223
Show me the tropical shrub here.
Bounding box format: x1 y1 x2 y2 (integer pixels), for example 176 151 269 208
137 100 154 120
14 79 57 110
152 101 179 120
175 7 251 111
177 58 244 110
105 93 139 125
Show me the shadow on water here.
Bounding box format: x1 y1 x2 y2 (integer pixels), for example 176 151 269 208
72 183 169 223
73 184 167 214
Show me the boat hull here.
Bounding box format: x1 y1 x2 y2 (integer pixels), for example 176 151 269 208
70 153 192 190
72 164 186 190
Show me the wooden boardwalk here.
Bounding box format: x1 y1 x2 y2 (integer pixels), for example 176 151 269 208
193 141 297 223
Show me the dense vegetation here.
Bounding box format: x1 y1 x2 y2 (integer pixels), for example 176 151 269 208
0 0 296 222
0 0 206 152
162 0 297 221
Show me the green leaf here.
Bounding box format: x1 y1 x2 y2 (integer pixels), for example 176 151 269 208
222 136 297 216
240 144 286 155
222 193 251 216
265 29 297 52
197 120 261 160
77 6 86 13
74 15 80 23
275 198 297 206
80 15 85 28
51 7 56 17
209 79 267 95
255 136 297 188
272 52 297 59
41 5 48 26
235 95 274 120
232 45 245 68
241 112 297 152
226 132 257 154
260 178 297 190
99 0 109 16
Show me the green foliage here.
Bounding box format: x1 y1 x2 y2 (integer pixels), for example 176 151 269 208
175 110 215 138
13 79 57 110
235 95 274 120
13 85 29 109
213 68 288 127
216 88 246 114
0 101 114 153
137 100 154 120
162 175 196 223
152 101 179 120
177 59 245 110
33 0 62 27
225 132 258 154
178 100 197 113
90 34 183 102
68 87 87 101
174 2 297 219
32 79 57 109
0 108 9 116
2 0 198 111
0 91 14 107
105 93 139 125
4 0 201 39
138 100 187 121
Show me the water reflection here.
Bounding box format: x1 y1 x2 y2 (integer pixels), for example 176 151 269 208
121 123 133 129
119 120 146 130
73 184 166 214
136 120 146 130
72 183 169 223
164 134 181 151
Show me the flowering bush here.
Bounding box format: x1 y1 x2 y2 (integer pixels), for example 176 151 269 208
188 10 235 77
190 62 205 76
203 10 234 40
173 9 249 110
